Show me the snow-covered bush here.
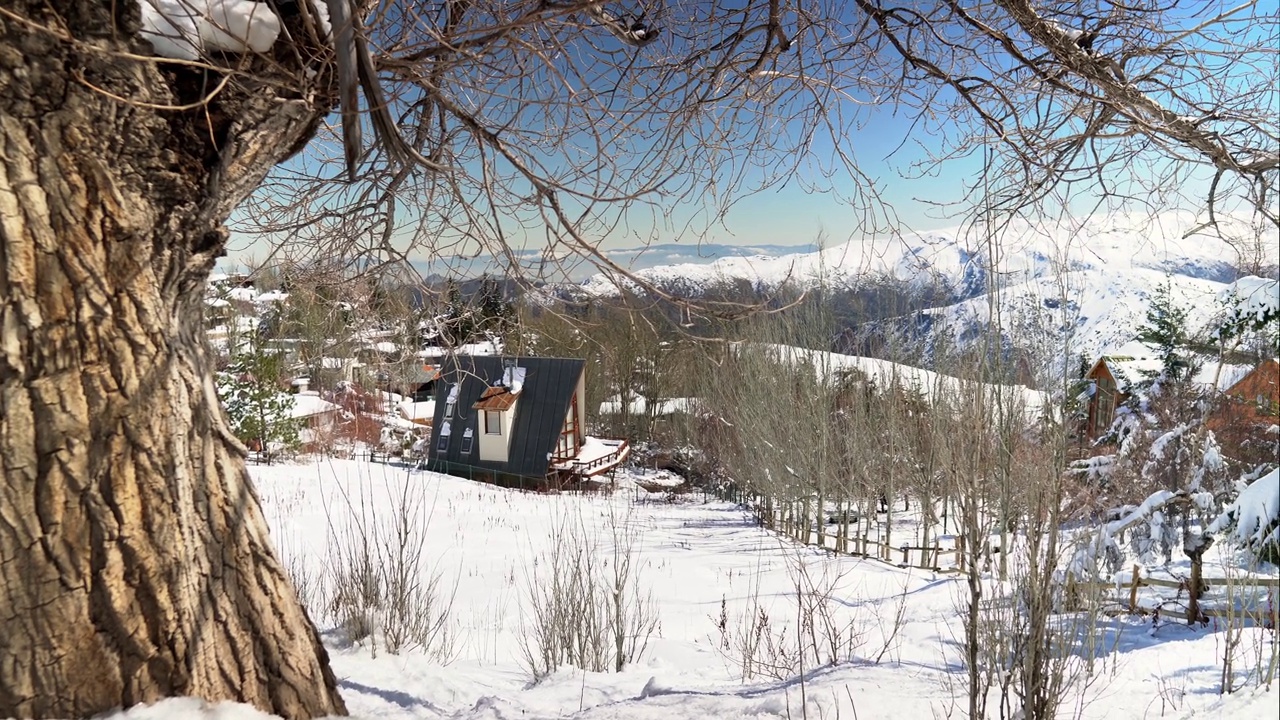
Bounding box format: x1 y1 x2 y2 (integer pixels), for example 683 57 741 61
1208 469 1280 565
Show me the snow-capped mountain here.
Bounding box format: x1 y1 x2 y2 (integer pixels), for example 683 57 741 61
411 242 821 283
581 212 1272 299
909 269 1267 371
579 212 1277 368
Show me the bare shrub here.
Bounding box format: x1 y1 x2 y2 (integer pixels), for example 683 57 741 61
328 538 381 649
520 503 658 681
274 526 323 617
324 467 459 662
606 504 661 672
712 551 909 682
377 479 459 660
284 556 320 616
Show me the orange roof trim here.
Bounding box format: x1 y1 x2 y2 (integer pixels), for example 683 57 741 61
473 386 521 411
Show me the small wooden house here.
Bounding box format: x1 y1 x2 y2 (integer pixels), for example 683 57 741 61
1208 358 1279 437
1080 356 1140 440
1081 351 1265 441
423 356 629 488
289 392 344 453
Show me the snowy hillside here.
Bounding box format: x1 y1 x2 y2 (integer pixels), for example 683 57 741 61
755 342 1051 418
916 268 1245 364
78 459 1280 720
581 212 1273 299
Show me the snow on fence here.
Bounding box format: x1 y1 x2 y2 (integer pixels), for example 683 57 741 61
1068 563 1279 627
713 486 1280 610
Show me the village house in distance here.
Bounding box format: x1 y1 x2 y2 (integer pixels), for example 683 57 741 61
423 355 629 489
1082 352 1279 441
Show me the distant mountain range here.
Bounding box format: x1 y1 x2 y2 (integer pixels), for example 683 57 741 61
580 212 1271 298
411 242 822 283
906 270 1271 373
574 212 1279 369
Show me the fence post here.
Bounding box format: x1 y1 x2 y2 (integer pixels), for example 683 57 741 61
1128 564 1141 615
1187 552 1205 625
958 535 966 572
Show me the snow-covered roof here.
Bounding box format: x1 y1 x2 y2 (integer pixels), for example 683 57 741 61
288 392 341 419
417 338 504 358
397 399 437 422
1097 346 1253 394
256 290 289 304
227 286 256 302
376 413 422 432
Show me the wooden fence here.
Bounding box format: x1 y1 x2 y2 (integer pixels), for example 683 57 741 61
1069 564 1279 627
742 499 968 575
716 489 1280 622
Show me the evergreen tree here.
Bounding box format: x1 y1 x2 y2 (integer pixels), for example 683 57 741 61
1215 278 1280 358
440 278 476 346
1137 280 1194 383
218 342 301 460
477 276 514 338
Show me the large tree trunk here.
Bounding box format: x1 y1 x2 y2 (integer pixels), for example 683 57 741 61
0 2 345 717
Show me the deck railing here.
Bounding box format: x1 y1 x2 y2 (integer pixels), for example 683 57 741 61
570 440 630 476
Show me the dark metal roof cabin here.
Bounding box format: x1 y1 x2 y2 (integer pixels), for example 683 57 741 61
422 356 587 487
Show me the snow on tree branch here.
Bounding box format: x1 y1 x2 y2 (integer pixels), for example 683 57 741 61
1207 468 1280 552
138 0 285 60
1215 276 1280 343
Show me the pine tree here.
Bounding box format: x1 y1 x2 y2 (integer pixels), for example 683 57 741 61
1137 280 1194 383
477 276 514 338
219 343 301 461
441 278 476 346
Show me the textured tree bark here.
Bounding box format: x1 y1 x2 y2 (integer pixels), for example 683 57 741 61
0 2 345 717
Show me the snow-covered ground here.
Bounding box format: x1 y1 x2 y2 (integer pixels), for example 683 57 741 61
81 458 1278 720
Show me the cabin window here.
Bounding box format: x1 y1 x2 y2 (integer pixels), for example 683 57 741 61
460 427 474 454
1095 377 1116 432
1258 394 1275 415
485 410 502 435
436 421 451 453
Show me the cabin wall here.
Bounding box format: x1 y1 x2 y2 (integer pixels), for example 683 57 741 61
477 403 518 463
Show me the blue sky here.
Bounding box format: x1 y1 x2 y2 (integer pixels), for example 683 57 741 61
225 1 1269 270
227 107 985 267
